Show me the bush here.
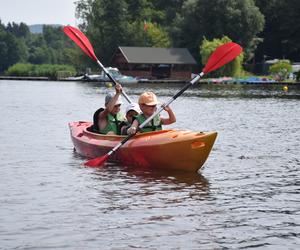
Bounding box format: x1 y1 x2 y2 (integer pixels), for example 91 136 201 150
5 63 76 78
200 36 244 77
5 63 33 76
268 60 292 81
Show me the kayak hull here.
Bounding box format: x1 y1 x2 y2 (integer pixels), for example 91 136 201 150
69 121 217 172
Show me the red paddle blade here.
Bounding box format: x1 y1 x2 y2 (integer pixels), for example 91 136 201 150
203 42 243 74
84 154 109 167
63 25 98 61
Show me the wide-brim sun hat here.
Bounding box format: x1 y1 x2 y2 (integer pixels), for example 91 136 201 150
138 92 158 105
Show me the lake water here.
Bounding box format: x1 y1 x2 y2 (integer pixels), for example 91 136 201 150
0 80 299 249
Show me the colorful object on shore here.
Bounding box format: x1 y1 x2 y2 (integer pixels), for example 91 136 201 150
63 25 132 103
69 121 217 172
201 76 277 84
235 76 276 84
283 85 288 92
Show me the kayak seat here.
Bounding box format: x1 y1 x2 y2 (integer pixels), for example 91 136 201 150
87 107 104 134
86 125 99 133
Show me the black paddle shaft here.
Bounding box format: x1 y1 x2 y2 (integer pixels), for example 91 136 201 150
173 73 203 100
96 60 132 104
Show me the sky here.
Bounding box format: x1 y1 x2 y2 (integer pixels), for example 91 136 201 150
0 0 77 26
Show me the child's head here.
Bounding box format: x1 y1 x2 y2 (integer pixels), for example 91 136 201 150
125 103 140 122
105 93 122 115
138 92 158 116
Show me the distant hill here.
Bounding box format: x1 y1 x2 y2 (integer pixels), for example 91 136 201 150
29 24 62 34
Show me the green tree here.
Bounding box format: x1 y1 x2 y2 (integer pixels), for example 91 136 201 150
29 46 51 64
200 36 244 77
43 25 65 49
0 30 27 72
0 19 81 73
269 60 292 80
171 0 264 63
76 0 130 64
76 0 173 64
144 22 171 47
255 0 300 61
6 22 30 38
126 0 164 23
153 0 185 26
23 25 79 66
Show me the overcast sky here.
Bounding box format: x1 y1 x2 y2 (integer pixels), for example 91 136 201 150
0 0 77 26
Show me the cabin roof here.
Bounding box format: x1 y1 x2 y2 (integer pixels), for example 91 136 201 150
118 46 197 64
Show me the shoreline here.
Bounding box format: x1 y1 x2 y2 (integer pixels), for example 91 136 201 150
0 75 299 85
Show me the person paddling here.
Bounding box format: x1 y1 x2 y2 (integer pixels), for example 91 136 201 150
127 92 176 135
92 83 126 135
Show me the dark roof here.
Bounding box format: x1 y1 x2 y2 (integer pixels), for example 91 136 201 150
118 46 197 64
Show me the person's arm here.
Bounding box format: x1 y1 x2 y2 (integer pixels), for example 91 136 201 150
127 119 139 135
97 109 108 131
98 83 122 130
106 83 122 112
160 105 176 125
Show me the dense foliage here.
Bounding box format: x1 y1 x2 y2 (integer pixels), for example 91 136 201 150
170 0 264 63
0 21 82 74
254 0 300 62
1 0 300 76
75 0 263 65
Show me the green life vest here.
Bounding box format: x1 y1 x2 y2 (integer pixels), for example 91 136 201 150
136 114 162 133
99 112 125 135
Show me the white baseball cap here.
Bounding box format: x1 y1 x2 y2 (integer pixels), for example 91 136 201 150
125 103 141 114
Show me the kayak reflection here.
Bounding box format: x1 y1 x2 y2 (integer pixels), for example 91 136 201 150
92 163 209 188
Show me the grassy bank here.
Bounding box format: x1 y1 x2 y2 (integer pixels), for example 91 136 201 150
5 63 76 80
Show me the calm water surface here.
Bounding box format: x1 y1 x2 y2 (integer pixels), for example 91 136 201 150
0 80 299 249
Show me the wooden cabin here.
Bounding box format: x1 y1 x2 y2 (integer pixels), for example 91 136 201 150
110 46 197 79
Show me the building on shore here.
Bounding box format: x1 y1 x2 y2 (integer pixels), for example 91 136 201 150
111 46 197 80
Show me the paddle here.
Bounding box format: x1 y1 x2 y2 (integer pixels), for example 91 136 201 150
63 25 132 104
84 41 243 167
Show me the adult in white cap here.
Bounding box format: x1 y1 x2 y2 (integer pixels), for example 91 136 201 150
91 83 125 135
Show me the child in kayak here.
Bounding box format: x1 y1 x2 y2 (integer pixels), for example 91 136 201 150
120 103 141 135
91 83 126 135
127 91 176 135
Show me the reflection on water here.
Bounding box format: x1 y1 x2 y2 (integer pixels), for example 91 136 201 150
0 80 299 249
99 164 209 187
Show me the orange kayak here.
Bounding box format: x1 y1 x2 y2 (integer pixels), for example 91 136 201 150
69 121 217 172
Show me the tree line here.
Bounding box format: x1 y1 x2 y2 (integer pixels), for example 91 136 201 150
1 0 299 75
0 21 82 73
